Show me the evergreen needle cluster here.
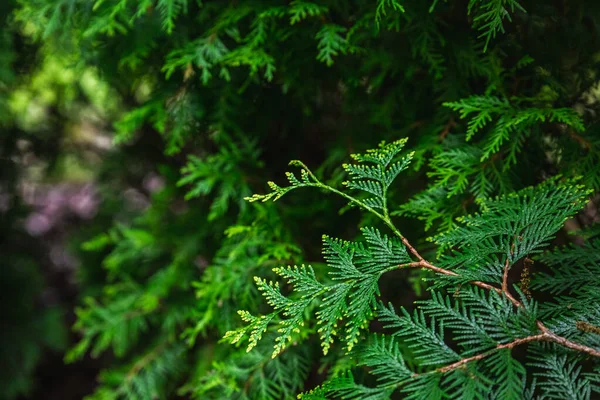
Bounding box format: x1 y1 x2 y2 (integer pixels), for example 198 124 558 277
231 140 600 399
2 0 600 399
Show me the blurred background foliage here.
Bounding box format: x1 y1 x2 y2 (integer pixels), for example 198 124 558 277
1 0 600 399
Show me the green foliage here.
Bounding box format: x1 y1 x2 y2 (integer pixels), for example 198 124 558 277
375 0 405 28
239 140 600 398
246 139 414 223
182 341 313 400
86 343 187 400
469 0 526 51
224 226 411 357
4 0 600 399
178 141 257 220
530 351 594 400
288 1 328 25
443 95 584 162
316 24 351 67
532 239 600 296
1 255 67 398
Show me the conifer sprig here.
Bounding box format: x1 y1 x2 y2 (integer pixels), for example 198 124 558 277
223 227 412 357
245 139 414 238
237 140 600 398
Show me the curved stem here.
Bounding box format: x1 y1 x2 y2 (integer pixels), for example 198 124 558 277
295 163 600 363
433 334 548 374
397 241 600 364
294 162 405 240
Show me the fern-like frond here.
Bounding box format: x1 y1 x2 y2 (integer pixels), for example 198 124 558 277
393 186 459 232
66 294 151 361
375 0 405 28
443 95 584 163
530 352 592 400
357 334 412 386
225 228 410 357
178 142 256 220
156 0 188 33
300 372 394 400
246 139 413 222
86 343 186 400
532 239 600 295
234 142 597 399
342 139 414 214
288 1 328 25
400 374 446 400
431 177 591 286
316 24 350 66
469 0 526 51
418 291 497 355
163 35 229 83
444 95 510 140
482 349 526 399
378 303 459 367
245 160 319 203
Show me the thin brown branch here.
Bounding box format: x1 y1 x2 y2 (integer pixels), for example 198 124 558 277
398 236 600 363
501 249 521 307
568 129 592 150
431 324 600 374
400 237 425 262
502 257 510 293
546 333 600 357
418 259 457 276
435 334 548 374
439 117 456 140
408 120 425 130
400 259 520 307
126 342 167 380
538 322 600 358
399 261 427 269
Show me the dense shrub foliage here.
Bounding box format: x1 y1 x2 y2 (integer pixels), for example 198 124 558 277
2 0 600 399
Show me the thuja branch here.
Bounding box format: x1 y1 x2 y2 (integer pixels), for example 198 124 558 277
268 161 405 239
398 236 600 363
434 334 547 374
399 246 521 307
245 159 600 365
426 327 600 375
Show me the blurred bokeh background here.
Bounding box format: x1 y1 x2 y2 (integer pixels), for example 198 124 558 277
1 3 171 397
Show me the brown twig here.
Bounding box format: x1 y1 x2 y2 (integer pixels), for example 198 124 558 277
502 257 511 294
425 324 600 375
568 129 592 150
397 236 600 373
400 237 426 262
439 117 456 140
400 259 521 307
126 342 167 381
408 120 425 130
435 334 548 374
501 243 520 306
538 322 600 358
